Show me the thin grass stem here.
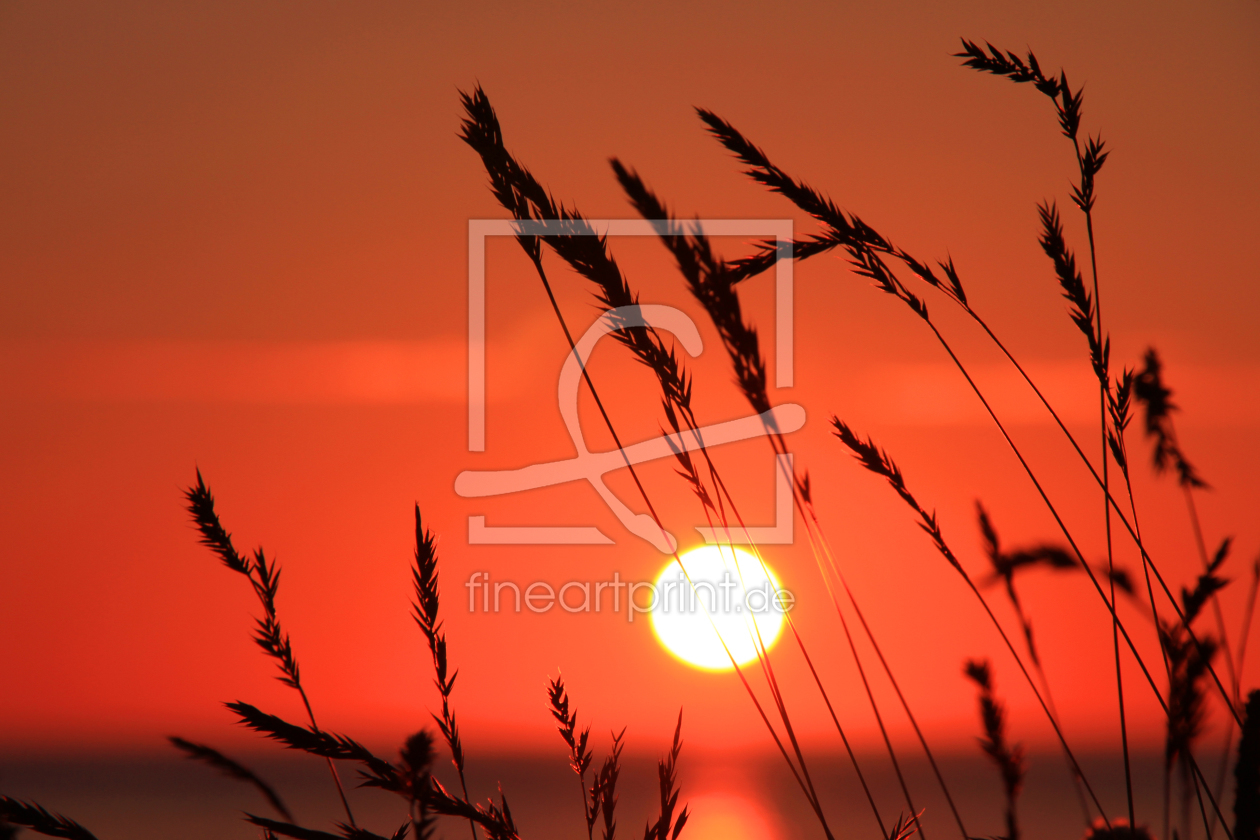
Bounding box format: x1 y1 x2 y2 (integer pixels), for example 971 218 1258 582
711 121 1245 741
460 87 840 836
1071 128 1137 830
185 474 356 827
613 162 966 837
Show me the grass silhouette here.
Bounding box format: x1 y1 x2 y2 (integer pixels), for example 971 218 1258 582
3 36 1259 840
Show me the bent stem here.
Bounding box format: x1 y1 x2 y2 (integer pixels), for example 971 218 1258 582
698 100 1242 736
185 473 356 827
832 417 1113 827
614 159 967 837
412 510 480 840
460 85 838 839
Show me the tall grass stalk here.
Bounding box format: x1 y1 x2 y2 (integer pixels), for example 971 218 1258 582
612 158 965 838
185 471 358 826
956 38 1135 822
976 501 1093 821
697 104 1170 740
965 659 1025 840
701 100 1134 822
462 41 1248 835
831 416 1113 826
460 86 842 837
715 57 1243 739
187 475 688 840
698 60 1241 832
412 506 478 840
1136 349 1240 698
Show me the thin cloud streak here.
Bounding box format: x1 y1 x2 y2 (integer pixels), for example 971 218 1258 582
0 339 468 405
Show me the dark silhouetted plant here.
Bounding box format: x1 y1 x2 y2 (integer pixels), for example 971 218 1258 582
168 735 293 821
964 659 1024 840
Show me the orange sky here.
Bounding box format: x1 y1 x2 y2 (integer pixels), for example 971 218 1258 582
2 0 1259 767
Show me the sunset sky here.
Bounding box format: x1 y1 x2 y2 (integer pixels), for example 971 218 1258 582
2 0 1259 776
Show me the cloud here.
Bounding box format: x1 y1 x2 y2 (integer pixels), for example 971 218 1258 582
0 339 469 404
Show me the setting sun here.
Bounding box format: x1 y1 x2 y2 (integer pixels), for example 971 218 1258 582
649 545 788 671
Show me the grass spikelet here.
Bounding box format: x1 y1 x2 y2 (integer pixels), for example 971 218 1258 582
1160 566 1224 839
830 416 1115 824
547 675 598 838
1154 624 1214 755
186 472 301 690
426 780 521 840
1108 369 1136 473
410 505 477 839
697 107 967 310
464 84 839 840
0 797 99 840
1134 349 1207 489
225 701 402 793
831 417 961 572
1185 540 1232 624
185 471 356 824
1134 346 1240 771
964 659 1025 840
399 730 436 840
644 712 688 840
411 507 467 773
168 735 293 821
977 500 1046 667
953 39 1082 140
616 157 968 839
460 87 696 417
977 500 1136 658
695 108 866 248
185 470 251 575
1037 202 1106 382
1072 136 1110 214
592 729 625 840
610 159 770 416
953 39 1061 95
976 500 1131 821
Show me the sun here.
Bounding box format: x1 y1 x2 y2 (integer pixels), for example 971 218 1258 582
649 545 787 671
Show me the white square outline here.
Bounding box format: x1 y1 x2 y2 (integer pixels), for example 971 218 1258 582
465 218 795 547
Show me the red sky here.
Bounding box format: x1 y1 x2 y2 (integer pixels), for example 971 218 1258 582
2 0 1259 765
